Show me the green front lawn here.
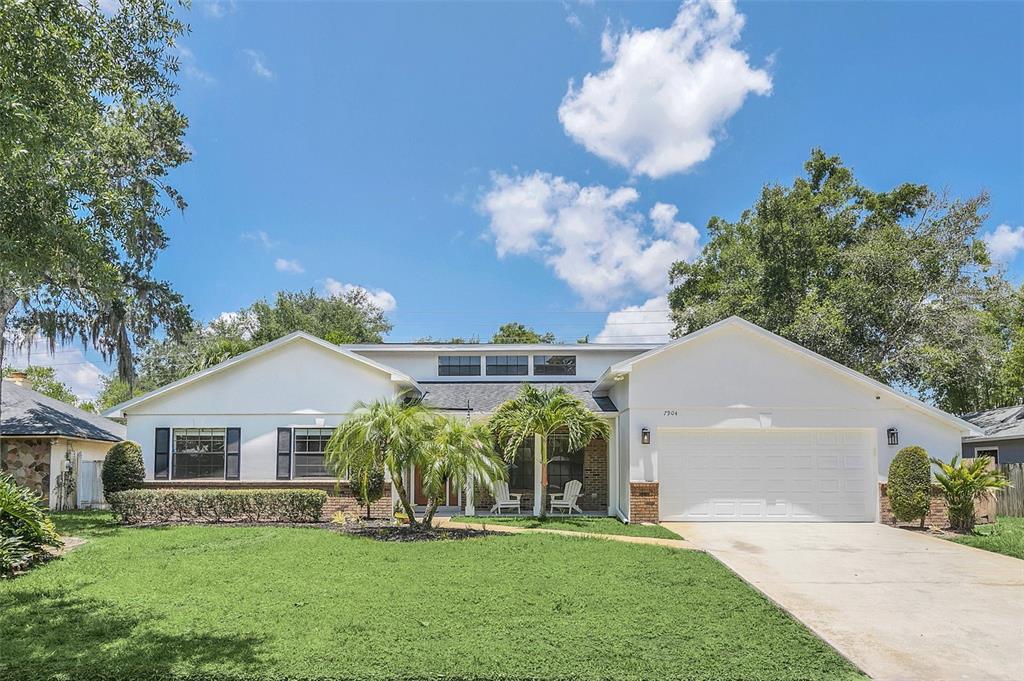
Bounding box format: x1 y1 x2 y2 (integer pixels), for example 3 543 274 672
0 512 865 681
948 516 1024 560
452 514 682 540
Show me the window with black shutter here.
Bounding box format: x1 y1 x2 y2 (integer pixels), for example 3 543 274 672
154 428 170 479
225 428 241 480
277 427 292 480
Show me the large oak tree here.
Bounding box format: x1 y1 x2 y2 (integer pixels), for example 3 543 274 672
668 149 1022 414
1 0 193 384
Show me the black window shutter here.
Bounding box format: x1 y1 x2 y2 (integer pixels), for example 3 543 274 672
225 428 241 480
154 428 170 479
276 428 292 480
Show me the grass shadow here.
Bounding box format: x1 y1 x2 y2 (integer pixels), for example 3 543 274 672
0 586 266 680
52 510 122 538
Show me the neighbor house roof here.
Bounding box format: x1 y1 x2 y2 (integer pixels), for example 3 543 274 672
105 332 419 418
1 380 125 442
418 381 617 414
595 316 979 435
962 405 1024 441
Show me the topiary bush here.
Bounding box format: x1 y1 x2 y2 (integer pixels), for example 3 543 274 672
346 465 386 520
101 440 145 499
108 488 328 524
887 445 932 526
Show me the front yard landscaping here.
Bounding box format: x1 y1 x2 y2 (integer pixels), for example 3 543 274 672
947 515 1024 560
0 512 866 681
451 514 682 539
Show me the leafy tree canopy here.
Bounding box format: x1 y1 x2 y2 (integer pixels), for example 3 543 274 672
668 149 1022 414
490 322 556 344
2 366 78 408
1 0 194 383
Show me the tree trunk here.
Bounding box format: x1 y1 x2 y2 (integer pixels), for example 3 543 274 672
423 496 439 529
390 469 419 528
538 435 548 519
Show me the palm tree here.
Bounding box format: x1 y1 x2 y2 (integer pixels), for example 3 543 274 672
930 454 1011 532
490 384 610 517
419 416 506 528
325 398 429 527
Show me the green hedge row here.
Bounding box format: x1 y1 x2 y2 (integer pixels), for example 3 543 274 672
109 488 328 524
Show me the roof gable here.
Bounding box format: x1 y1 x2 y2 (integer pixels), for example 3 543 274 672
598 316 977 434
104 332 416 417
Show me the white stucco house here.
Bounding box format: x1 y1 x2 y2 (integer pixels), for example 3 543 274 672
104 316 977 523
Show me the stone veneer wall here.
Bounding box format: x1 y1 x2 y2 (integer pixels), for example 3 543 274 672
470 437 608 514
628 482 659 524
144 480 392 520
1 438 51 501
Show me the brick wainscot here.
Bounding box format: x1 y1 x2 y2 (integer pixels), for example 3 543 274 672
878 482 996 527
629 481 659 524
144 480 392 520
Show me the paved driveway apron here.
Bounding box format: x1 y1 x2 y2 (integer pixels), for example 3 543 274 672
666 522 1024 681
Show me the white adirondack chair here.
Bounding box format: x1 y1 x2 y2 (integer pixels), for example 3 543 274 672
549 480 584 515
489 481 522 515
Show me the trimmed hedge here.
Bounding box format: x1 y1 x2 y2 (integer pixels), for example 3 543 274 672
109 488 327 524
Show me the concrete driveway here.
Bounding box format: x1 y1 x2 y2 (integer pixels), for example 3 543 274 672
666 522 1024 681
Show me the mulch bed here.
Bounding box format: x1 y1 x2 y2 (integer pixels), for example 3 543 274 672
118 519 495 542
341 524 495 542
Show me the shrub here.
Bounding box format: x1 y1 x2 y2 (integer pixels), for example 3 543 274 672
887 446 932 526
101 441 145 499
931 455 1010 532
346 466 386 520
109 488 327 524
0 473 62 576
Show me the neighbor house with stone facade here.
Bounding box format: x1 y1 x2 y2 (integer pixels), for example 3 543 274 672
2 375 124 509
104 317 979 524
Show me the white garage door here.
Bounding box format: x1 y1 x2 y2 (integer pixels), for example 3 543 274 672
658 429 876 522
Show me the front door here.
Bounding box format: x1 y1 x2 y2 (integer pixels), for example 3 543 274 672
413 467 458 506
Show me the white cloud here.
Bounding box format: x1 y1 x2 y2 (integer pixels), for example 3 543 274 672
3 337 105 400
480 171 700 307
274 258 305 274
558 0 772 178
983 224 1024 262
175 44 216 84
243 49 274 80
202 0 236 19
323 279 398 313
241 230 279 251
595 295 673 344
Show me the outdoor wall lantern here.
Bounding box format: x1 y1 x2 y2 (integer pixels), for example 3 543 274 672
887 427 899 446
641 428 651 445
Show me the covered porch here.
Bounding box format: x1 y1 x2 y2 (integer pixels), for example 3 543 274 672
405 428 619 518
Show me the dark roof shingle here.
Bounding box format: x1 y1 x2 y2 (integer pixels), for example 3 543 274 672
962 405 1024 440
419 381 616 414
1 380 125 442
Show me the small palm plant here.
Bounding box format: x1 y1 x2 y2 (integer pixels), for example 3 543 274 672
325 398 429 528
419 416 506 528
490 384 610 517
930 455 1010 532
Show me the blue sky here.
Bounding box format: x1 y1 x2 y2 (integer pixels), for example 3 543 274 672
12 0 1024 397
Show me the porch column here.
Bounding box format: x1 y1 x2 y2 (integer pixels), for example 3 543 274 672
465 473 475 516
533 432 543 516
608 418 618 517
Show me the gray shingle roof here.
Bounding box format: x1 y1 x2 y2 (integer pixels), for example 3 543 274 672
962 405 1024 440
418 381 617 414
1 380 125 442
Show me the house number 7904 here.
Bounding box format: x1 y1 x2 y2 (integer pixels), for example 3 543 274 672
663 410 678 416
